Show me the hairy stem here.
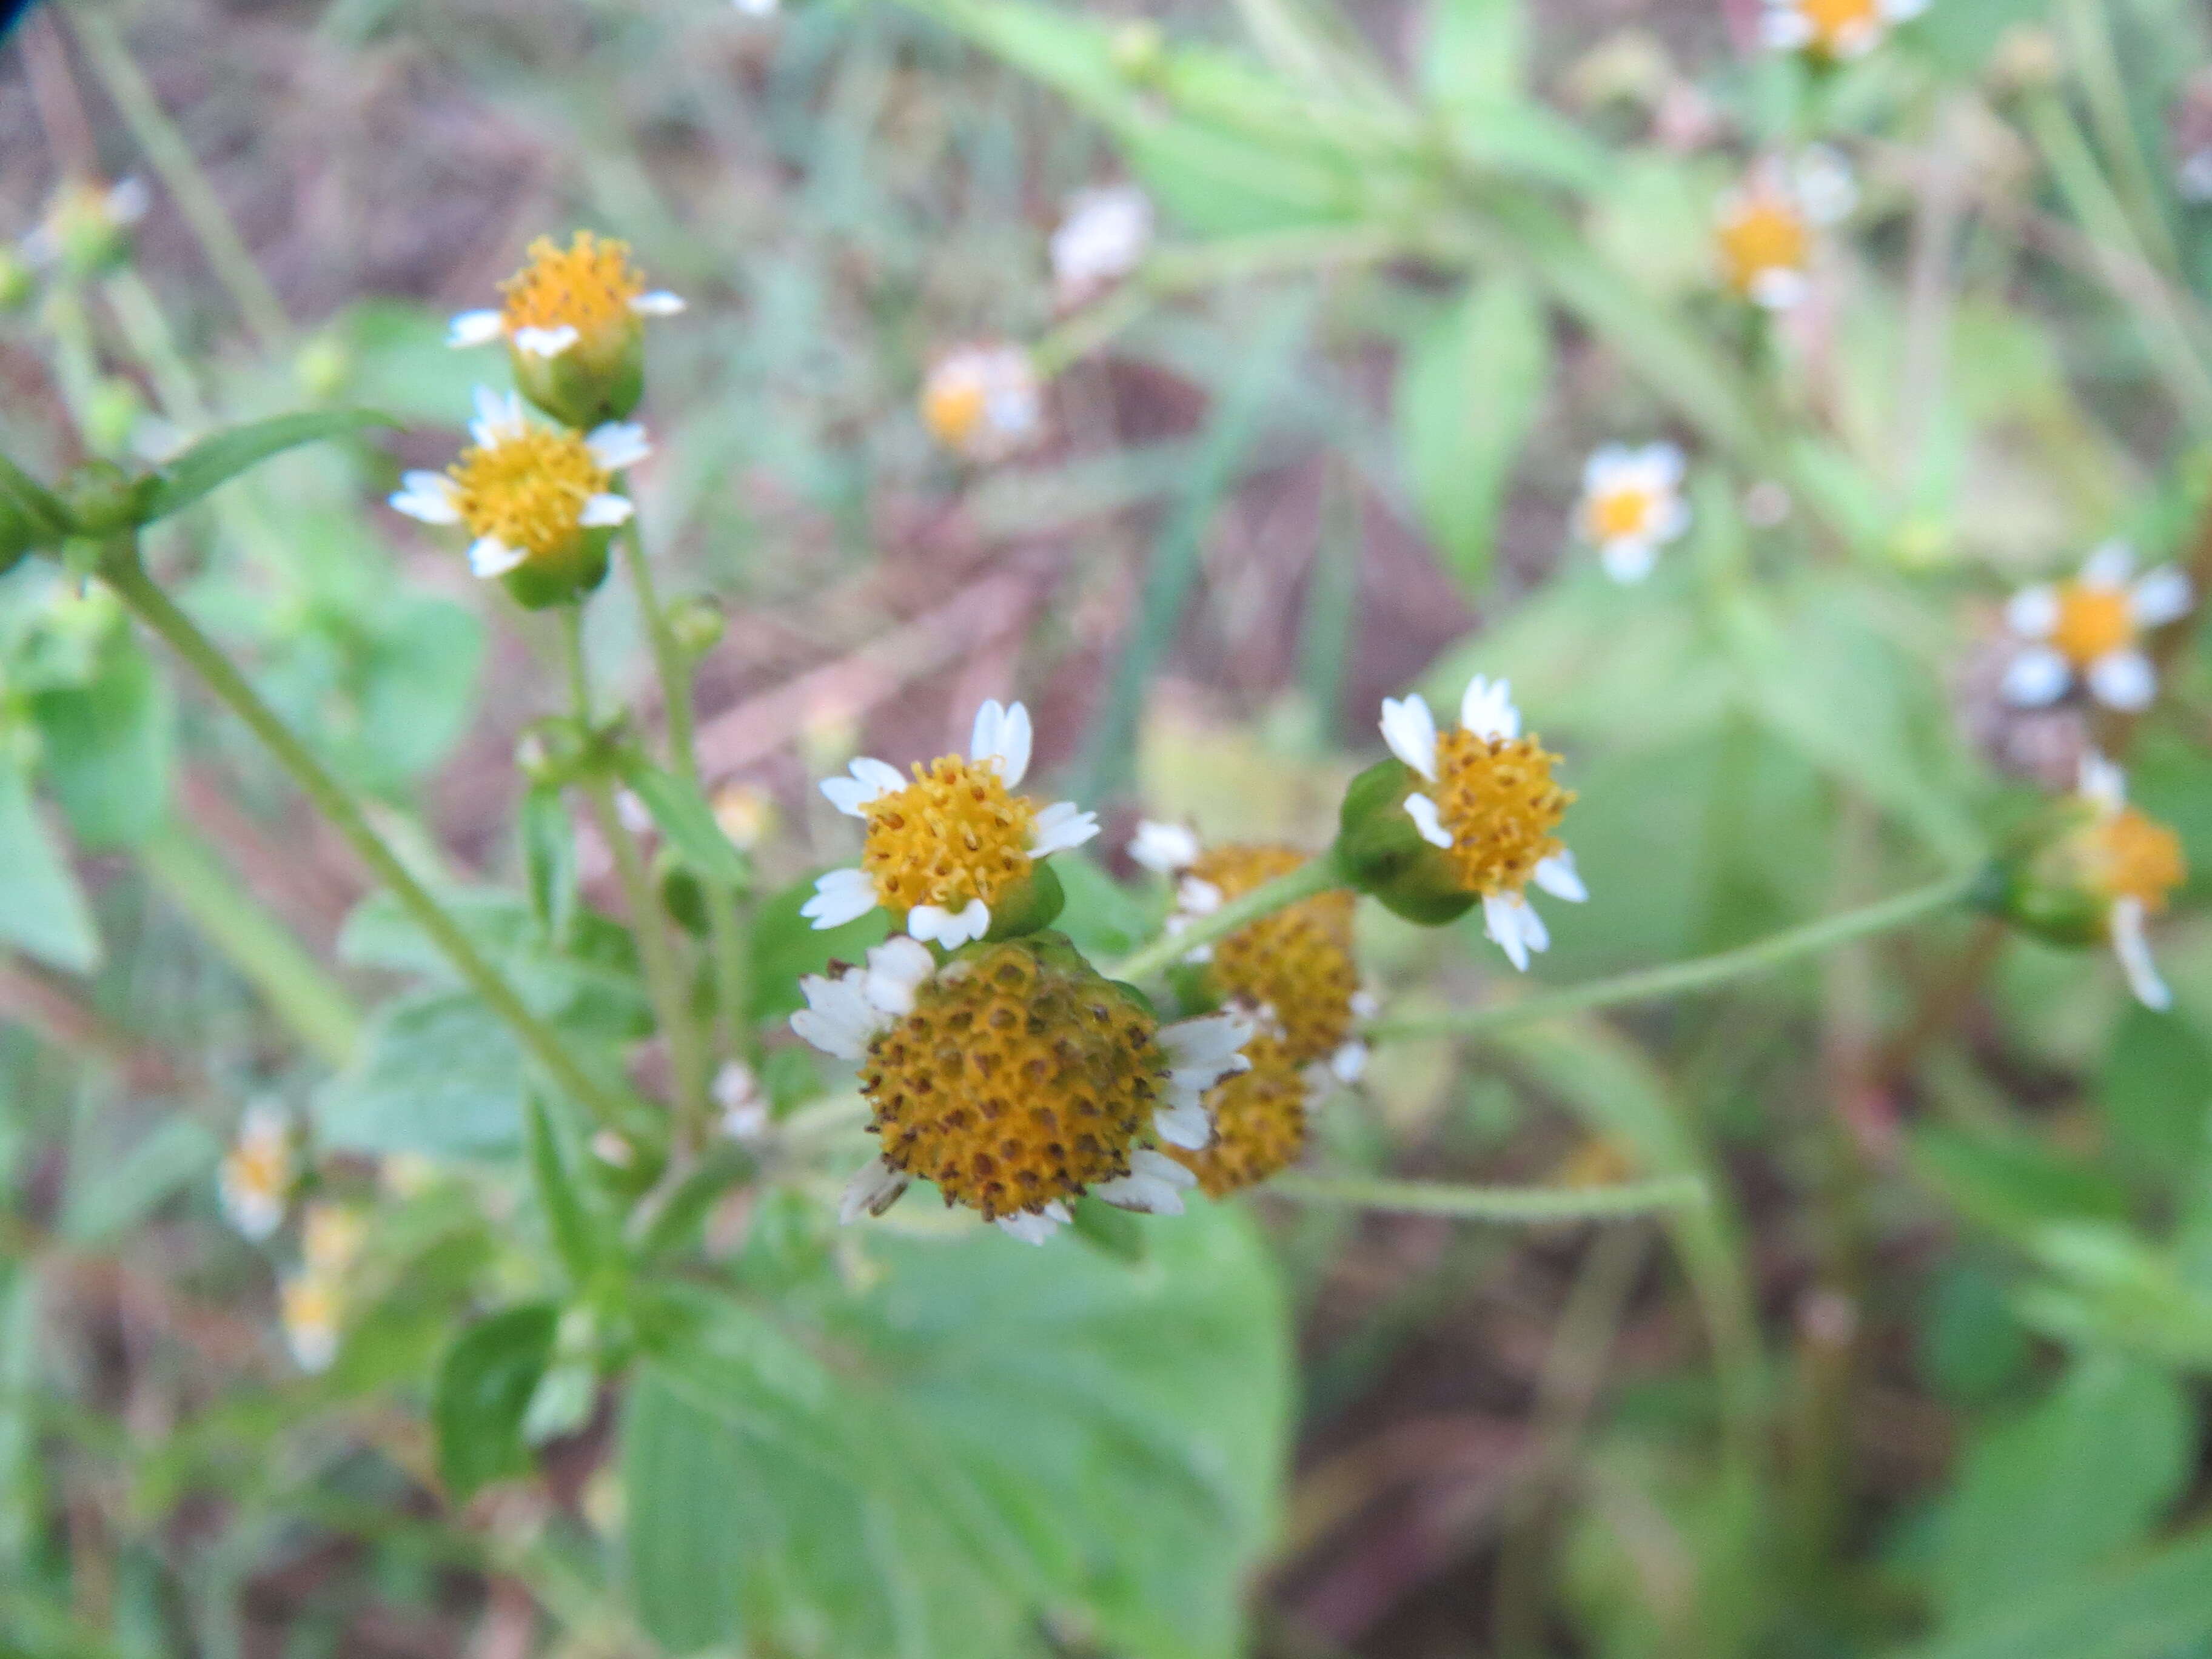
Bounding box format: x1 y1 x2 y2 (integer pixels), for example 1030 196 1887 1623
107 548 629 1127
1109 848 1347 984
1369 869 1982 1041
1264 1171 1708 1224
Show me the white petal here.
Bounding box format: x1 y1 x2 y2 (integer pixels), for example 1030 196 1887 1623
1176 876 1224 916
839 1156 910 1223
1883 0 1928 16
1128 820 1200 873
578 493 634 528
512 324 581 358
863 936 936 1014
1404 793 1453 849
389 472 462 525
1533 850 1588 903
2079 540 2135 589
2077 749 2127 812
447 310 505 348
1460 675 1520 740
1637 443 1686 488
470 386 526 447
1330 1041 1369 1084
2131 567 2194 630
1162 1010 1255 1070
104 178 150 227
997 1209 1064 1244
821 758 903 817
1028 801 1099 857
801 866 879 931
1761 8 1815 49
1601 539 1659 584
2086 649 2156 712
908 899 990 948
1583 445 1634 491
1094 1150 1195 1216
1651 497 1692 544
1751 267 1809 310
1153 1096 1212 1151
1483 894 1534 971
2000 646 2072 708
629 290 686 317
2111 899 2172 1011
2005 583 2060 638
468 537 526 579
586 421 652 471
1379 695 1439 780
790 970 885 1060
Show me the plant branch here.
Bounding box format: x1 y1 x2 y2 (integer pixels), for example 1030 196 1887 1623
107 548 631 1127
1264 1171 1708 1223
1109 848 1347 984
1370 869 1982 1041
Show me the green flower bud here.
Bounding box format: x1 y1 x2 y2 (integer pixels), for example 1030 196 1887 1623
294 335 352 403
977 857 1065 942
515 716 594 788
84 378 143 458
1332 759 1477 927
59 460 152 538
499 526 612 611
666 595 725 659
0 250 35 314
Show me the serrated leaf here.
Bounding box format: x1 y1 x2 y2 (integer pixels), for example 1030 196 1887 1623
433 1303 559 1503
137 409 395 523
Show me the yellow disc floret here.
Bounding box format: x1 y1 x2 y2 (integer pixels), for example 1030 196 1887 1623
1430 728 1574 898
1168 1034 1310 1198
1718 196 1808 296
859 940 1166 1220
2051 582 2137 666
1190 843 1360 1065
2088 809 2187 915
447 427 609 562
500 232 646 346
861 756 1039 916
1795 0 1882 54
1585 486 1659 544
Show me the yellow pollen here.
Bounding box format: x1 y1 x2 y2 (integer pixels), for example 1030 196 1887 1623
1718 195 1809 295
1430 726 1575 898
1584 486 1659 545
1170 1034 1309 1198
861 755 1038 916
859 942 1167 1221
2049 582 2136 666
499 232 645 344
2088 808 2186 914
447 427 608 561
281 1276 339 1331
223 1138 288 1201
1794 0 1883 53
921 377 989 451
1189 844 1360 1067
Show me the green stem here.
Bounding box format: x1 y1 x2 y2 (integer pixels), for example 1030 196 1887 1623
136 822 361 1069
1369 869 1982 1041
1264 1171 1708 1224
67 7 292 355
106 549 629 1128
559 609 709 1142
1109 849 1347 984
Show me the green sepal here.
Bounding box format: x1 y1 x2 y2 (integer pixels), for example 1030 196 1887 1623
510 329 645 429
1332 758 1476 927
1979 805 2110 950
982 858 1066 941
1070 1195 1148 1263
500 528 613 610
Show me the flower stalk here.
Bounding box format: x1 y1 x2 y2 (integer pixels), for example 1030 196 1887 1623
1110 847 1348 984
1265 1171 1709 1223
104 542 633 1130
1367 868 1982 1041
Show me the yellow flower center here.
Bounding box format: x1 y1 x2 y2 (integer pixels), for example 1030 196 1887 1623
921 377 990 451
2050 582 2136 666
1584 485 1659 544
1795 0 1882 52
447 427 608 560
1430 726 1575 898
2088 808 2186 913
499 232 645 346
1170 1034 1309 1198
860 942 1167 1220
1718 195 1809 294
1190 844 1360 1066
224 1139 287 1201
860 756 1038 916
281 1276 339 1330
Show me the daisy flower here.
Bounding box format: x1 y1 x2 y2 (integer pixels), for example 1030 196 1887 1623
1761 0 1928 60
218 1103 295 1242
1378 676 1586 970
1167 1031 1324 1198
1716 149 1856 311
22 176 149 275
1576 443 1691 583
1050 186 1153 304
793 935 1253 1242
2071 752 2188 1010
2002 542 2193 713
803 699 1098 948
1130 825 1369 1078
920 344 1043 463
389 387 647 590
447 232 682 364
280 1274 342 1374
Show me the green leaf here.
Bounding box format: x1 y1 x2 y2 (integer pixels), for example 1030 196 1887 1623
0 449 69 545
617 759 751 890
2099 1005 2212 1188
0 762 100 973
1395 275 1550 592
520 786 577 940
622 1198 1290 1659
1931 1355 2194 1631
1908 1122 2131 1247
1421 0 1524 108
27 638 174 850
59 1118 218 1247
1052 855 1154 960
432 1303 559 1503
313 990 526 1155
747 874 888 1025
136 409 395 524
1898 1524 2212 1659
525 1094 607 1286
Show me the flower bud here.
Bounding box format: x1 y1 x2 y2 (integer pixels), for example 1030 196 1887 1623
0 250 35 314
1332 759 1479 927
514 333 645 431
84 378 144 458
295 335 352 403
666 595 725 658
514 716 594 787
59 460 152 538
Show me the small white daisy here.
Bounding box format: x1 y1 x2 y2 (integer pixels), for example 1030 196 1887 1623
2002 541 2193 714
